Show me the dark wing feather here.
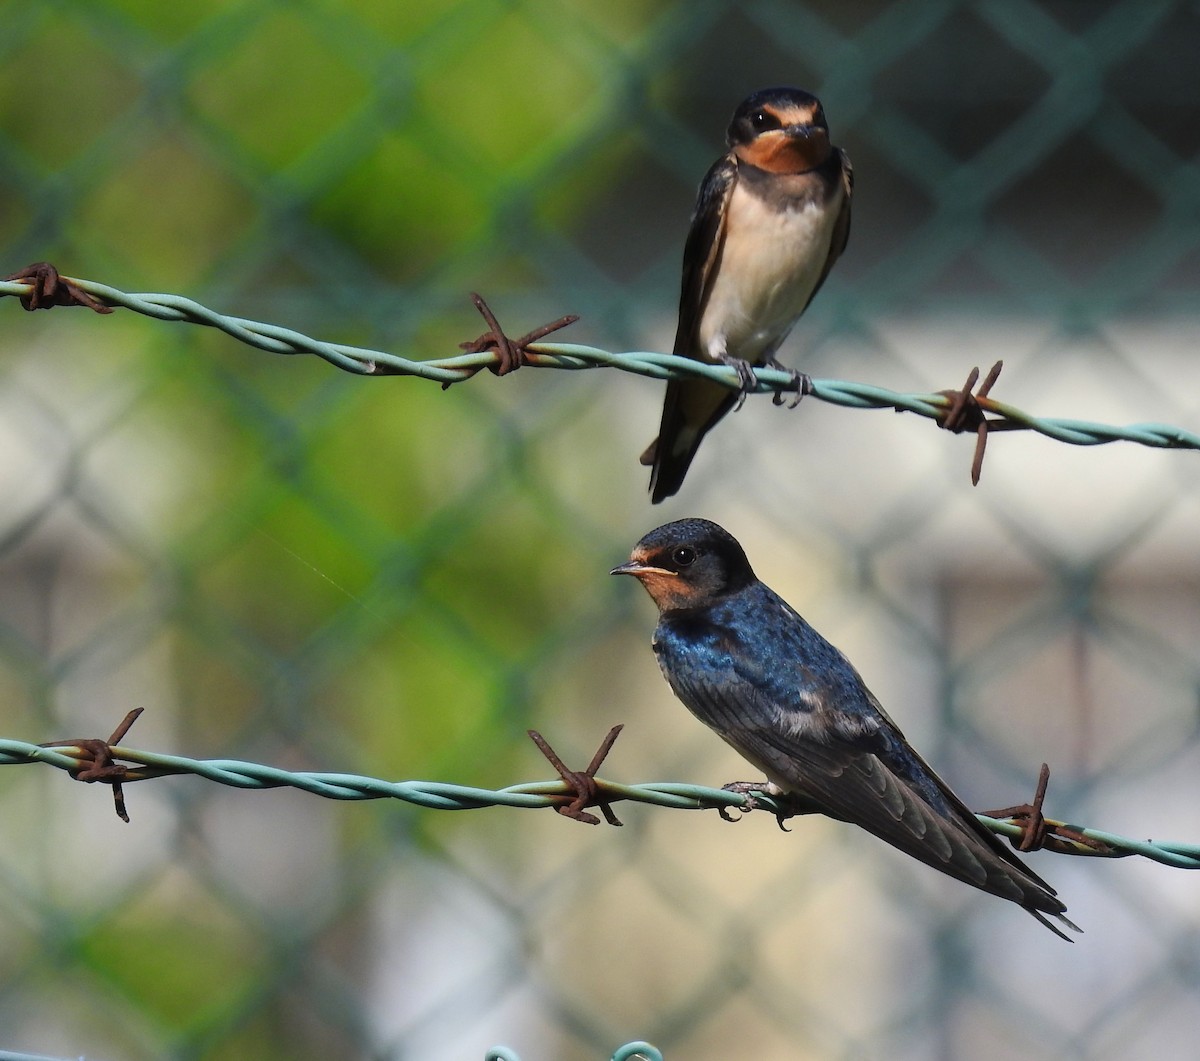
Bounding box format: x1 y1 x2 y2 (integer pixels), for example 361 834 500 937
666 652 1066 916
647 155 740 503
673 154 738 359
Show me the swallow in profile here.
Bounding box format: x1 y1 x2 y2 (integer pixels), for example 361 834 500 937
612 519 1079 938
641 88 853 503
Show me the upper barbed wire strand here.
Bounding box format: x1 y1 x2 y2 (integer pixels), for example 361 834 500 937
3 275 1198 452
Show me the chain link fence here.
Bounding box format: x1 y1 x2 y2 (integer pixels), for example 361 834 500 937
2 1 1200 1058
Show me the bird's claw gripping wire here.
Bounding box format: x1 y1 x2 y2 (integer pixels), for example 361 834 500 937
527 724 624 826
719 354 760 413
40 708 144 822
718 780 773 827
716 355 811 412
718 780 814 832
451 292 579 384
764 357 813 408
982 762 1117 856
935 359 1003 485
4 261 113 314
725 356 810 412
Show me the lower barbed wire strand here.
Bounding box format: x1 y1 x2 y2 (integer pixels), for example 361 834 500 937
2 737 1197 869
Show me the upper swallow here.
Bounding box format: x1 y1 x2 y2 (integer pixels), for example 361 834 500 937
641 88 853 503
612 518 1079 939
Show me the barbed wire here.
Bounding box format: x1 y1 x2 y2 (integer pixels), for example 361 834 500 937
0 1050 104 1061
3 270 1199 456
0 1042 662 1061
3 733 1198 869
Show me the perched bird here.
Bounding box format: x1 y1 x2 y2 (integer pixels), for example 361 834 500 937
612 518 1078 938
642 87 853 503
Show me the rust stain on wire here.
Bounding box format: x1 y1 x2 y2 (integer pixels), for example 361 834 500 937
39 707 145 822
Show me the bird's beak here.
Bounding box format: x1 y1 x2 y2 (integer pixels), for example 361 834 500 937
610 560 675 579
783 122 819 140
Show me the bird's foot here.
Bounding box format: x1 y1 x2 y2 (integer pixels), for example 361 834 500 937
527 725 624 826
763 357 812 408
719 780 766 819
719 780 796 832
714 354 759 412
4 261 113 313
450 292 578 385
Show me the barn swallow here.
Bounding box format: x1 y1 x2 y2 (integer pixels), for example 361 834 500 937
641 88 852 503
612 519 1079 938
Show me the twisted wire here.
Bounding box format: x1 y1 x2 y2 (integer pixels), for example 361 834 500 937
3 275 1199 452
3 737 1197 869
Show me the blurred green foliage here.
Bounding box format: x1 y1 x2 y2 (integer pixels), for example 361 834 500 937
4 1 1200 1059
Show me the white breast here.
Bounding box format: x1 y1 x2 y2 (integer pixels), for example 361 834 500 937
698 183 841 364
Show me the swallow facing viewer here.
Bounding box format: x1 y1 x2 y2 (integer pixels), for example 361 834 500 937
612 519 1079 938
642 88 853 503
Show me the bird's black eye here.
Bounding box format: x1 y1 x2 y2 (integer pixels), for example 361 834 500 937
750 109 780 131
672 546 697 567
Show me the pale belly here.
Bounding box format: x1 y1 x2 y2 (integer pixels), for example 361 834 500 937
698 189 839 364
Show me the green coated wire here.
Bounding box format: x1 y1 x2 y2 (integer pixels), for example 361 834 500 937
0 1045 662 1061
610 1042 663 1061
2 275 1199 453
0 1051 79 1061
0 1044 660 1061
485 1044 660 1061
2 737 1198 869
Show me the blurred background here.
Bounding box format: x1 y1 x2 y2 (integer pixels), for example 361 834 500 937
3 1 1200 1058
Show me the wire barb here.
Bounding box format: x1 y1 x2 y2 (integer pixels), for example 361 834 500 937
981 762 1120 857
935 359 1003 484
4 261 113 314
449 291 580 383
39 707 145 822
527 725 624 826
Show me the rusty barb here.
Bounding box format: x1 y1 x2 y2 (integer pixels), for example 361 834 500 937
449 292 579 383
527 724 625 826
934 359 1004 485
982 762 1122 857
40 707 145 822
4 261 113 314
